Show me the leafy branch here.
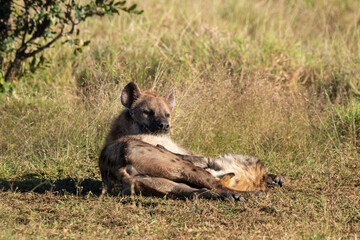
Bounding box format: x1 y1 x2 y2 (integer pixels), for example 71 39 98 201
0 0 142 92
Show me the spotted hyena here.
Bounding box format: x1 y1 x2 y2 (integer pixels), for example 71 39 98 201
99 82 283 201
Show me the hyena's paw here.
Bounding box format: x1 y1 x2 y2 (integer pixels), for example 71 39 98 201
265 174 284 188
229 191 266 202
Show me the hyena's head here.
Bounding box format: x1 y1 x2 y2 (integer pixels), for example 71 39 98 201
121 82 175 134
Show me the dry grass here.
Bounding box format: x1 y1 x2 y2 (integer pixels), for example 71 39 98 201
0 0 360 238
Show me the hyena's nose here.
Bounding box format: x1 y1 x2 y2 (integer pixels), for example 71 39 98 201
156 120 170 131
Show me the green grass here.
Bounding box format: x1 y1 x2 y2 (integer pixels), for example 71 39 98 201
1 0 360 238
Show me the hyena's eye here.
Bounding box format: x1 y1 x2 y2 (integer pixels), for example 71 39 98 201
143 109 154 116
165 113 170 118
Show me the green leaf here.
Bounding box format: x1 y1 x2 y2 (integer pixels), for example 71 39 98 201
68 39 74 47
50 15 57 25
28 18 36 34
53 4 61 12
96 0 104 6
127 4 137 12
83 40 91 46
38 11 46 19
0 70 4 81
3 37 15 45
133 9 143 14
114 1 126 7
39 55 45 65
74 9 82 20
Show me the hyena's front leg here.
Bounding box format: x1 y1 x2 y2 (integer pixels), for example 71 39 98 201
99 141 129 195
156 144 211 168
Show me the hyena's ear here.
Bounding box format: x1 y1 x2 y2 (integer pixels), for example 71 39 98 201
121 82 142 108
164 89 175 112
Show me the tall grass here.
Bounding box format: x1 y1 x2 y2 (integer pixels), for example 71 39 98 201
0 0 359 238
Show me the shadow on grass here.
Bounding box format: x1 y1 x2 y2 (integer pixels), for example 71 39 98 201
0 178 103 196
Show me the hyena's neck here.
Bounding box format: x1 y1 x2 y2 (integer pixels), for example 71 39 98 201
105 110 143 144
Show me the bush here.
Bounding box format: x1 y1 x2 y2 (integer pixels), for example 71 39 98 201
0 0 142 93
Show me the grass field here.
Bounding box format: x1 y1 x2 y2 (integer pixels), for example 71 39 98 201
1 0 360 238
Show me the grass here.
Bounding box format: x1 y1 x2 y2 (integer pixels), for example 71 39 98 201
1 0 360 238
